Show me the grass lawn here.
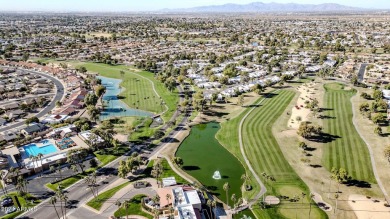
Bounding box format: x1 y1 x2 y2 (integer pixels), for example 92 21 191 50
114 194 153 219
78 63 178 122
86 181 131 210
112 117 138 134
323 83 375 183
176 122 245 204
220 90 327 219
160 159 188 185
0 192 40 219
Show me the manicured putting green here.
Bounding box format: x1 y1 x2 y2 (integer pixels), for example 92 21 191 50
176 122 245 204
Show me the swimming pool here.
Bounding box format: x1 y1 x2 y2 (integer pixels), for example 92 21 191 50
21 142 59 158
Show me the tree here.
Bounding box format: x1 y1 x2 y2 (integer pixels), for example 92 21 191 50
223 182 230 207
84 93 98 106
331 167 350 193
360 92 371 100
121 200 131 219
172 157 184 167
120 70 125 78
237 94 244 106
350 75 358 86
373 90 383 101
374 126 383 136
241 174 250 189
87 106 100 122
297 122 322 139
67 149 88 173
95 85 106 98
372 113 385 124
166 193 172 206
384 146 390 164
50 196 61 219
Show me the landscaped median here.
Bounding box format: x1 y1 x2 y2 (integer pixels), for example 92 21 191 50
45 146 127 191
86 181 131 210
114 194 153 219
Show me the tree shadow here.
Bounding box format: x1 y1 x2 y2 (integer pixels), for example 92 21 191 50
318 115 336 120
207 186 218 191
309 164 322 168
307 133 340 143
182 166 200 171
222 175 229 179
262 93 279 98
346 179 371 188
319 108 333 112
161 137 179 143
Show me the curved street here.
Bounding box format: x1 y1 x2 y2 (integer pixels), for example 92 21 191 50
0 70 65 132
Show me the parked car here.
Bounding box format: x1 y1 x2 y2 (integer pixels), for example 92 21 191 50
1 197 13 207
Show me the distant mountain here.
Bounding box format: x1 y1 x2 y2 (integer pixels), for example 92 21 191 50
164 2 364 13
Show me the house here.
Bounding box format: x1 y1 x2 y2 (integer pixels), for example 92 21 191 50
21 123 47 137
0 103 19 111
382 90 390 100
5 109 26 120
31 88 49 95
1 132 18 142
78 131 105 147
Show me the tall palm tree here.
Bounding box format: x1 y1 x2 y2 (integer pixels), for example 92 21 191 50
56 188 65 218
231 194 237 210
207 200 213 219
60 193 68 219
121 200 130 219
50 196 61 219
223 182 230 208
211 200 217 219
37 153 44 175
309 193 315 219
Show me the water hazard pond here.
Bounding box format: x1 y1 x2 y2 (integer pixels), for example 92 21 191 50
176 122 245 203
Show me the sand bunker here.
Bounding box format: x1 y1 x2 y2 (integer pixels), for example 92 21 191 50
288 83 314 129
265 196 280 205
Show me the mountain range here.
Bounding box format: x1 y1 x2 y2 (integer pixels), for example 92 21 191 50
163 2 366 13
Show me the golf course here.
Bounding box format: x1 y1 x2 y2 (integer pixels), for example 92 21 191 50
78 62 178 122
322 83 375 183
176 122 245 204
218 90 327 219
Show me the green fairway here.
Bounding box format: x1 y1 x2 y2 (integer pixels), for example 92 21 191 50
219 90 327 219
78 63 178 122
176 122 245 204
323 83 375 183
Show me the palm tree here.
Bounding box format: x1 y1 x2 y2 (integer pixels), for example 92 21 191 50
241 174 250 189
223 182 230 208
115 200 122 212
50 196 61 219
166 193 172 207
334 194 339 215
207 200 213 219
60 193 68 219
309 193 315 219
231 194 237 212
211 200 217 219
121 200 130 219
55 189 64 218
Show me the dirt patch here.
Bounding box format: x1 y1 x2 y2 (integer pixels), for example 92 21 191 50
348 194 390 219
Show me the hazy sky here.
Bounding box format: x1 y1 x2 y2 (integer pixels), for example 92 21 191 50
0 0 388 11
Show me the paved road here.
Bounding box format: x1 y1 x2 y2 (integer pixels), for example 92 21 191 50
0 70 65 132
357 63 368 82
18 82 190 219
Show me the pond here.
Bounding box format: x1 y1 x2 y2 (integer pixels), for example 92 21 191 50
98 76 153 120
176 122 245 204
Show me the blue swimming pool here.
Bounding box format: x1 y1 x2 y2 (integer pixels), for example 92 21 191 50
98 76 153 120
22 142 59 158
